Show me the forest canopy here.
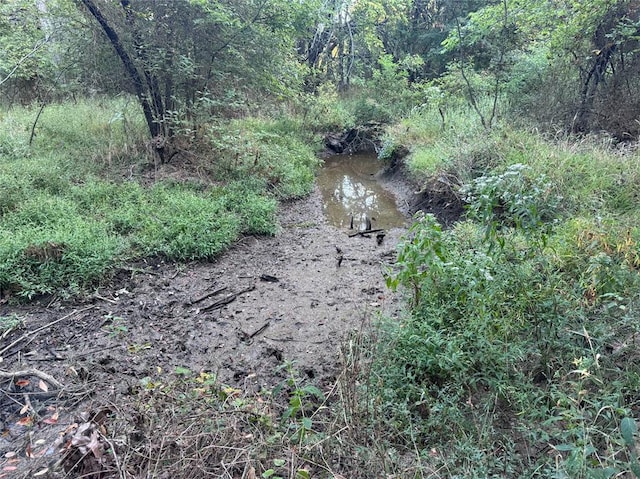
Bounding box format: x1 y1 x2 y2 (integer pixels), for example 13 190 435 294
1 0 639 142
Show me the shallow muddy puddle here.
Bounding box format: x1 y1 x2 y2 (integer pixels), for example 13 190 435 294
317 153 407 230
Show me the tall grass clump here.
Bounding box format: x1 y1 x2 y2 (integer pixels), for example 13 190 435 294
380 98 499 185
384 102 640 222
2 96 148 176
206 117 320 199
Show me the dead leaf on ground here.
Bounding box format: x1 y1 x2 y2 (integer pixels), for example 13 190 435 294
59 420 111 476
42 412 59 425
16 416 33 427
38 379 48 392
70 423 104 460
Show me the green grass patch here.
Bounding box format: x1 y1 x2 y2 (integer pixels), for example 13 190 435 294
0 98 317 299
386 103 640 221
206 116 320 199
0 194 125 298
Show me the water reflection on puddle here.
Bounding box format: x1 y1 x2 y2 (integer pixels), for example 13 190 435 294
317 153 407 230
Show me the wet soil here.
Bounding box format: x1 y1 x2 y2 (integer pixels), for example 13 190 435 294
0 161 413 477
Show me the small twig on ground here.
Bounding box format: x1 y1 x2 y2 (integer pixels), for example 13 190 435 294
248 322 270 339
239 322 270 342
92 294 118 304
200 285 254 313
264 336 326 344
46 295 60 308
259 274 279 282
0 306 94 358
99 430 126 479
22 392 38 420
0 368 65 389
348 228 384 238
189 286 228 305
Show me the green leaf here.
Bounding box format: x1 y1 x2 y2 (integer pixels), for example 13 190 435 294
554 443 576 452
289 395 302 409
301 384 324 400
301 417 312 430
262 470 275 478
622 417 637 446
296 470 310 479
273 459 286 467
631 461 640 479
589 468 617 479
174 366 192 376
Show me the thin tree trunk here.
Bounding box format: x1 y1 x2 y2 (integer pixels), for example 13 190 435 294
80 0 159 140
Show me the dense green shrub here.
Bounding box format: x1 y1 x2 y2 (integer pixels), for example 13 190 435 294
374 112 640 475
379 189 640 476
0 194 125 298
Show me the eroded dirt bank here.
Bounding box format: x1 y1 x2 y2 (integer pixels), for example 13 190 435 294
0 177 409 477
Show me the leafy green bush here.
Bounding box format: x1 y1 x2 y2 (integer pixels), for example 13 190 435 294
350 96 392 125
379 178 640 476
298 83 354 132
358 54 422 122
462 163 562 246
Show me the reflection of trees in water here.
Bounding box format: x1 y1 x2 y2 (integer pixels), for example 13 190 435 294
333 175 378 228
334 175 378 211
319 154 405 229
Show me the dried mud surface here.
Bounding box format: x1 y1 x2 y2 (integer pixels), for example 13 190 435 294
0 178 411 477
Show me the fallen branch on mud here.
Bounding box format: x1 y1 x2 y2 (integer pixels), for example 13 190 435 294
200 285 255 312
0 367 65 389
348 228 384 238
0 306 95 358
189 286 228 305
239 321 270 342
264 336 327 344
